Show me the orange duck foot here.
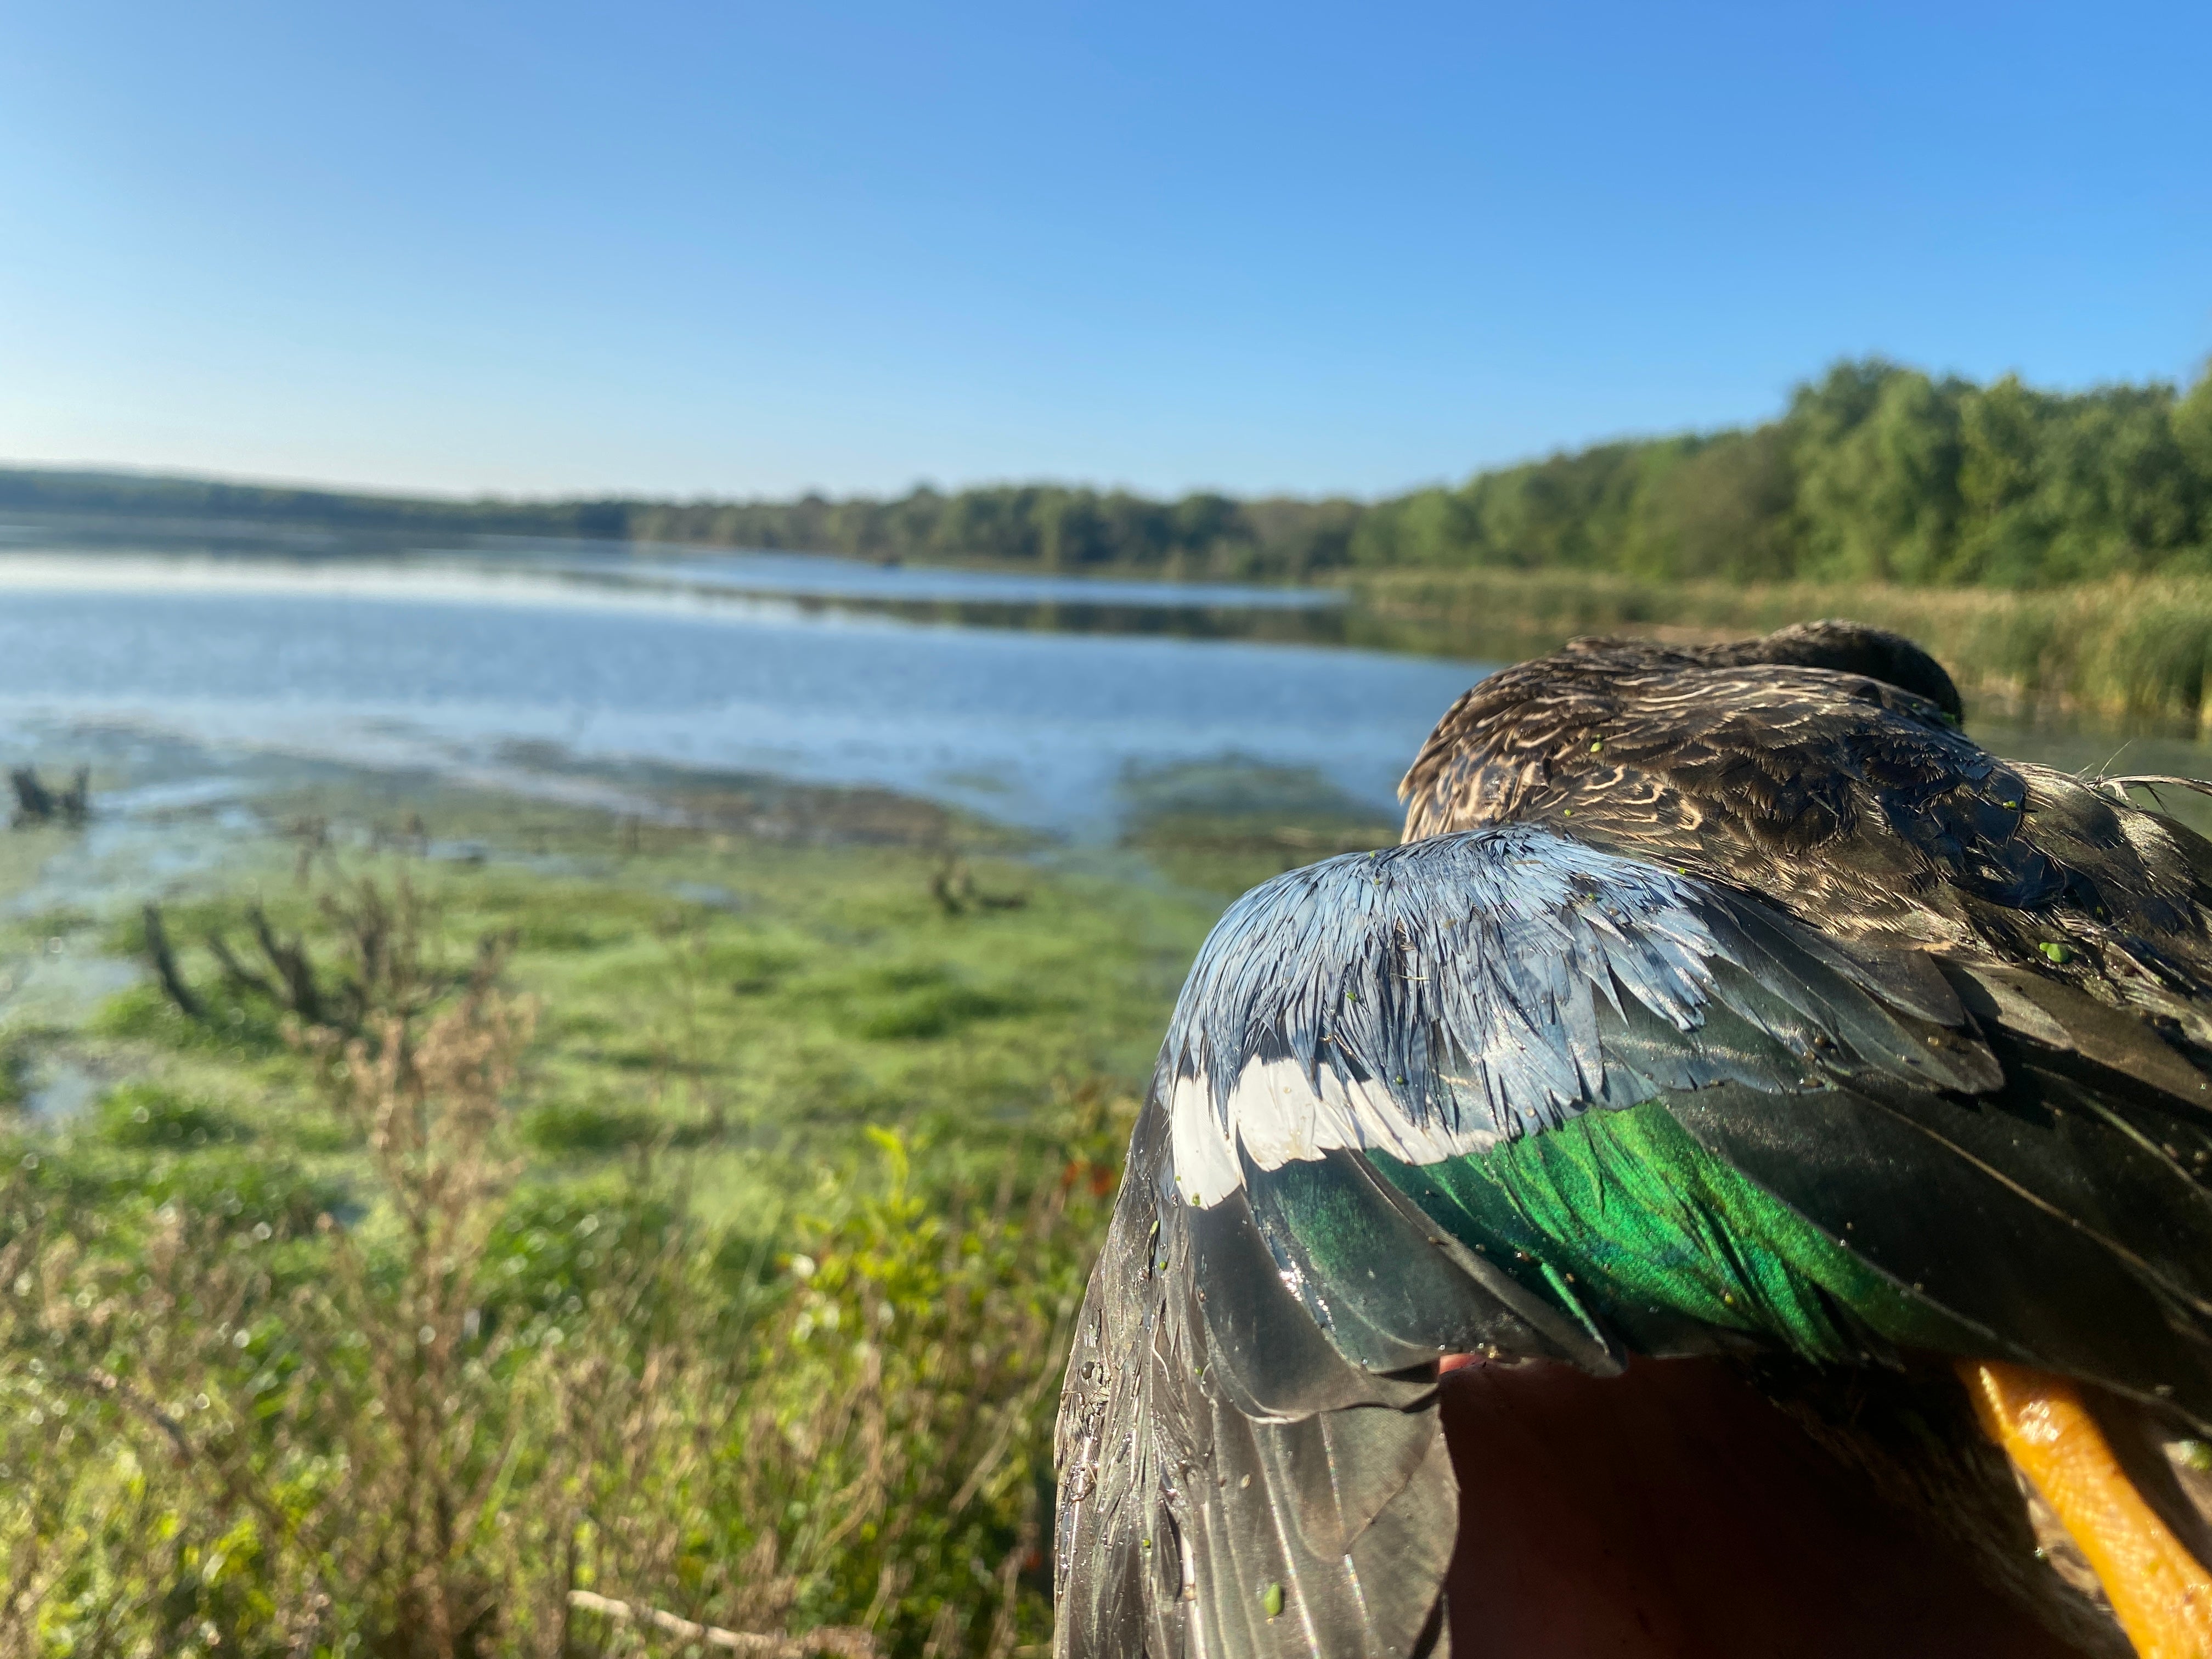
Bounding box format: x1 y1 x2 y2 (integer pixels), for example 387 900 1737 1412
1961 1360 2212 1659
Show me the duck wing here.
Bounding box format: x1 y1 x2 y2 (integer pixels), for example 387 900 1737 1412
1054 826 2212 1659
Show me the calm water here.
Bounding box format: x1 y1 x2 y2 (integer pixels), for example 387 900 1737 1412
0 548 1479 835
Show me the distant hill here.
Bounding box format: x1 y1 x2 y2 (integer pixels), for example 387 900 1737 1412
9 355 2210 588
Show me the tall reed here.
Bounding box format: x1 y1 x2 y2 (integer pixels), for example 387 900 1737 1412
1348 568 2212 731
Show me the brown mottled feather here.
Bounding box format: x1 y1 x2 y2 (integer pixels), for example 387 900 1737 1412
1401 628 2212 1062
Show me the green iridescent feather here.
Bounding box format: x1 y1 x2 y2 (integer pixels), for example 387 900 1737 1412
1372 1097 1975 1365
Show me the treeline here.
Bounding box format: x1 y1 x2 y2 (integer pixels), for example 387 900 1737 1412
8 356 2212 587
0 466 637 540
0 465 1361 577
1355 359 2212 587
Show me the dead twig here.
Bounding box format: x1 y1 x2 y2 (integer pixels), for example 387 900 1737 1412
205 928 279 1002
566 1591 877 1658
140 904 205 1020
249 903 326 1025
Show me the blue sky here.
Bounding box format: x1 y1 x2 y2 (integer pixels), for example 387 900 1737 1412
2 1 2207 500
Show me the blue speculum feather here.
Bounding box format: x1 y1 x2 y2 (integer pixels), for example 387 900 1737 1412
1158 827 1739 1207
1165 825 1943 1182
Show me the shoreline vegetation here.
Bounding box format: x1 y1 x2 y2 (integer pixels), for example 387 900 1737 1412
0 768 1384 1656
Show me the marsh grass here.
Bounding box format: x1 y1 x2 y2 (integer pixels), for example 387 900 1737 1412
1350 567 2212 731
0 856 1136 1658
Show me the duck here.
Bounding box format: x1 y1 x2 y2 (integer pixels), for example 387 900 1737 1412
1054 620 2212 1659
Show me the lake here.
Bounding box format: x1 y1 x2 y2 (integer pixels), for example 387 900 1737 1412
0 541 1481 838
